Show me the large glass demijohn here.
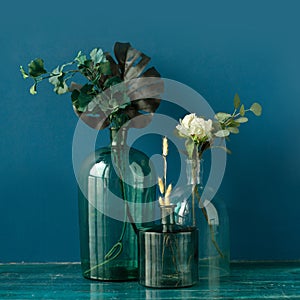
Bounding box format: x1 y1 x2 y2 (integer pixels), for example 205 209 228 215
78 127 156 281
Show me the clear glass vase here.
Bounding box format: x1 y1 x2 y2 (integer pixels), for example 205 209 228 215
138 204 198 288
78 127 156 281
176 158 230 279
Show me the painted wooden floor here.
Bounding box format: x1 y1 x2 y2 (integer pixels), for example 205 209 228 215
0 261 299 299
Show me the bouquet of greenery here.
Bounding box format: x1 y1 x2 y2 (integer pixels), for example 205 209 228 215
20 42 162 130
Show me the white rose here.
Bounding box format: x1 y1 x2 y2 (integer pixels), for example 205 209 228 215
190 117 205 136
191 117 213 140
176 113 213 142
176 113 196 137
181 113 196 128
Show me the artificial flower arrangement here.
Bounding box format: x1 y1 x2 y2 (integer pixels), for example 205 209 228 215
155 94 262 227
20 42 262 282
175 94 262 159
174 95 262 260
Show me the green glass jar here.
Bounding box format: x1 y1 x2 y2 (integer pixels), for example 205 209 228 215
78 127 156 281
138 204 198 288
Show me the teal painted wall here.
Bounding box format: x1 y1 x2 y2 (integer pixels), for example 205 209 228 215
1 0 299 261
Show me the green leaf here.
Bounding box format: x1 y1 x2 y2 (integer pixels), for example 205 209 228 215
103 76 122 88
20 66 29 79
30 83 37 95
240 104 245 117
250 102 262 116
54 80 68 94
75 84 96 112
28 58 47 77
227 127 239 134
75 51 87 66
48 67 69 94
234 93 241 109
235 117 248 123
83 59 93 68
98 61 112 76
185 138 195 159
225 119 240 128
215 129 230 137
90 48 106 64
71 89 80 107
215 112 232 122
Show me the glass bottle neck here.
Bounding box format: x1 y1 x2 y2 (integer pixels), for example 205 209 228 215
160 205 176 226
186 158 203 185
110 127 128 148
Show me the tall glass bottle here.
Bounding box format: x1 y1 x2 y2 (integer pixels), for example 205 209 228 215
78 127 156 281
176 158 230 279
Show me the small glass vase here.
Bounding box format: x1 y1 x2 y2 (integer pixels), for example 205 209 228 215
138 204 198 288
176 158 230 279
78 127 156 281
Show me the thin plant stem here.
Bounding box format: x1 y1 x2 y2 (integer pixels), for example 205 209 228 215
194 185 224 258
191 149 198 227
163 155 167 195
192 184 196 227
84 134 138 276
115 145 138 235
39 69 79 80
84 199 127 276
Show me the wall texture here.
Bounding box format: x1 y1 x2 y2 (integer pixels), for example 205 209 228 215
1 0 299 262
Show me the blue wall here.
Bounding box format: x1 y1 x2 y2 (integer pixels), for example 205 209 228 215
1 0 300 262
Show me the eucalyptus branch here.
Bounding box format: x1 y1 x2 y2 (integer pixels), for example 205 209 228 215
214 94 262 138
41 69 80 81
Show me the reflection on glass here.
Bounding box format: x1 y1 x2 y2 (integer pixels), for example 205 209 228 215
175 158 230 279
139 205 198 288
78 128 156 281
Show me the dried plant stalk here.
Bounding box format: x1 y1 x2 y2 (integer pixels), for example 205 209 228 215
165 183 172 198
159 196 164 206
162 136 168 156
158 177 165 194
